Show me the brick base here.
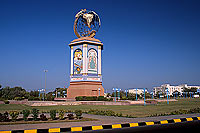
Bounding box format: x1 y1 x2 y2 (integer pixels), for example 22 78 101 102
67 81 104 99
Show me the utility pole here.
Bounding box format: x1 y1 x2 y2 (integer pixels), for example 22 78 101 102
144 88 146 106
136 88 138 101
44 70 48 101
113 88 117 102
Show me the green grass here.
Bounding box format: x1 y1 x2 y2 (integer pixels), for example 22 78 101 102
1 98 200 117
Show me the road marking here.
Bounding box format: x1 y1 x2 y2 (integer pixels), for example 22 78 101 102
24 129 37 133
71 127 82 132
0 131 11 133
160 120 168 124
112 124 122 129
186 118 193 121
145 122 154 125
173 119 181 123
92 125 103 130
49 128 60 133
129 123 139 127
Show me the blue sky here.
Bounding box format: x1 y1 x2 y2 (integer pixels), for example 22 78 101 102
0 0 200 93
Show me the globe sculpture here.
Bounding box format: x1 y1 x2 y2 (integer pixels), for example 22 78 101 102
74 9 101 38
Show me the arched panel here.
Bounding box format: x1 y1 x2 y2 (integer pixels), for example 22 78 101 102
88 48 98 74
74 49 83 74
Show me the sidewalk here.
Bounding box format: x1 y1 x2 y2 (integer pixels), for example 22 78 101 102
0 113 199 131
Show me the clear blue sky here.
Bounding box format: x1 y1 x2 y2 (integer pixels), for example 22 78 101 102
0 0 200 93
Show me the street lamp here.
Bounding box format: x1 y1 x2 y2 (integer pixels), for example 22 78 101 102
165 88 169 105
113 88 117 102
125 89 128 98
150 92 154 99
38 88 45 101
44 70 48 100
113 88 120 102
143 88 146 106
98 88 101 96
117 88 121 101
136 88 138 101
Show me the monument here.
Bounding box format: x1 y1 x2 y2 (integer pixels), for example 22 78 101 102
67 9 104 99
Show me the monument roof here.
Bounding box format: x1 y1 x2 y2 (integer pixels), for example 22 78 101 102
69 37 103 46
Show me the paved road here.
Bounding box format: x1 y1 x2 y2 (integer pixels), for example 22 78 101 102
87 121 200 133
0 113 199 131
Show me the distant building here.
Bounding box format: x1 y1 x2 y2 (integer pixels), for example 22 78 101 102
128 88 148 94
153 84 200 96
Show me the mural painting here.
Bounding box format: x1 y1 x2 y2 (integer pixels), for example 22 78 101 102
74 49 83 74
88 49 97 74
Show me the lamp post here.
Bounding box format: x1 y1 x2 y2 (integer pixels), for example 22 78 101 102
143 88 146 106
63 91 66 98
150 92 153 99
166 88 169 105
98 88 101 97
44 70 48 100
117 89 121 101
56 88 58 98
113 88 117 102
125 89 128 98
38 88 45 101
136 88 138 101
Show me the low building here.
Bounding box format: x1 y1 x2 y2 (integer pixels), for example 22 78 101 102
154 84 200 96
128 88 148 94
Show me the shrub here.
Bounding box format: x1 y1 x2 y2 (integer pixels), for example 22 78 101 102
40 114 47 121
87 109 116 116
28 96 40 101
0 112 9 122
75 110 82 119
75 96 97 101
4 100 9 104
50 110 56 120
97 96 107 101
22 109 30 121
14 97 24 101
59 110 65 120
116 112 123 117
9 111 19 121
76 96 109 101
108 98 113 101
0 113 3 122
67 113 74 120
32 108 39 121
188 107 200 113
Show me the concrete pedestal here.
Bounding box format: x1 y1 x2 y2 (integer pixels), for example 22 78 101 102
67 81 104 99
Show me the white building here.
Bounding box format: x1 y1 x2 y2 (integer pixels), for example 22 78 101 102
154 84 200 96
128 88 148 95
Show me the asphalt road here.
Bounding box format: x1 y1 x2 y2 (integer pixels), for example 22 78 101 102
86 121 200 133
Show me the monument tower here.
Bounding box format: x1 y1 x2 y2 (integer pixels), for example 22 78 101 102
67 9 104 99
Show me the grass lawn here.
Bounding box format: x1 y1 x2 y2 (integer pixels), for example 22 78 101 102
0 98 200 117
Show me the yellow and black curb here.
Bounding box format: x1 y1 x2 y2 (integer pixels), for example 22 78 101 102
1 116 200 133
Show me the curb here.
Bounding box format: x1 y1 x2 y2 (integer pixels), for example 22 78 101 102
0 116 200 133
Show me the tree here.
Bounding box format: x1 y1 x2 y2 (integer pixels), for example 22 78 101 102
183 87 197 93
29 91 39 97
46 92 55 101
54 88 67 98
0 86 27 100
141 92 151 99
